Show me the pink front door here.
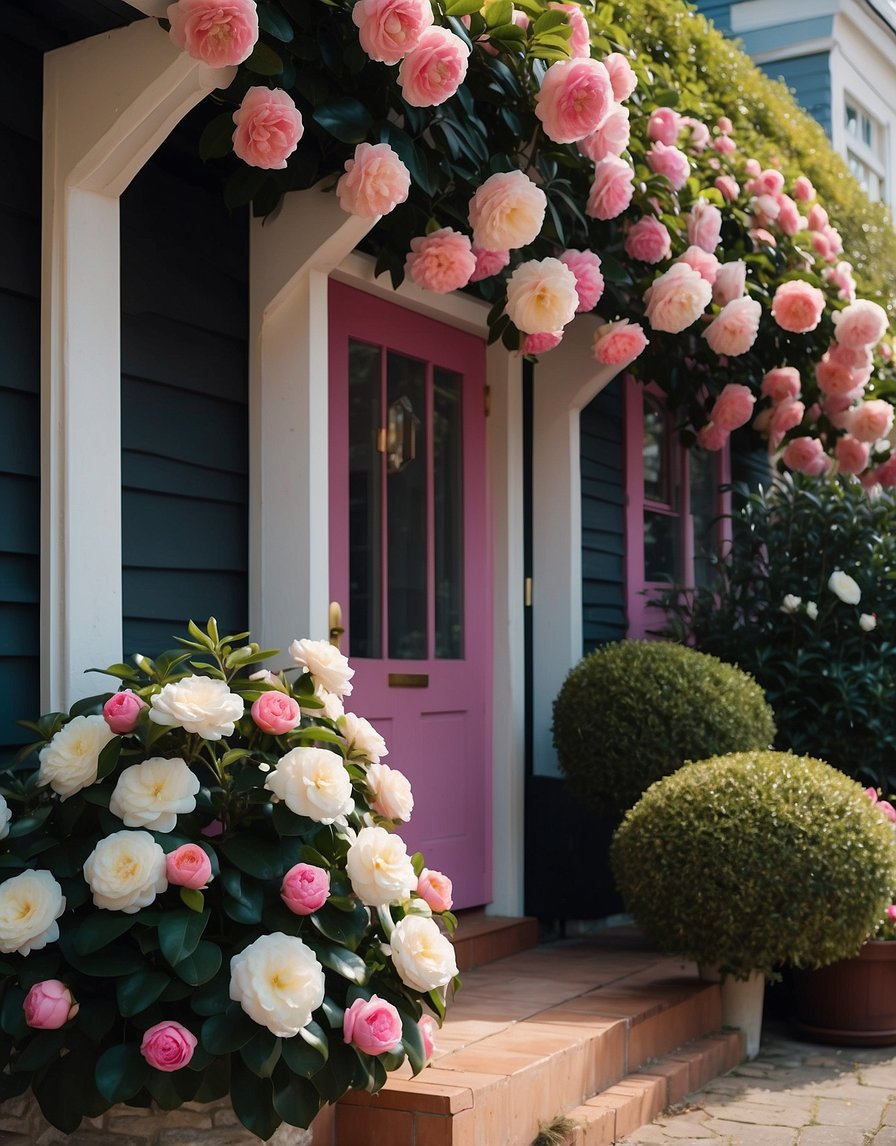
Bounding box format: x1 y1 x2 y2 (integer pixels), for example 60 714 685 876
328 281 492 909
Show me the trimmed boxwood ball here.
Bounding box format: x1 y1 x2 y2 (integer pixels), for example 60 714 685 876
552 641 775 815
611 751 896 979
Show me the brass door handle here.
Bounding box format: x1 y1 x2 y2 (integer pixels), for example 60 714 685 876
328 601 344 650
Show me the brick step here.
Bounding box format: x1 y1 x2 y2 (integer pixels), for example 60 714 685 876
450 910 540 971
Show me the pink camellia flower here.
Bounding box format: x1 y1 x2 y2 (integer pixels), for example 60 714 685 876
751 227 777 249
769 398 806 447
751 193 780 228
643 263 712 334
469 245 510 282
703 298 762 357
677 246 719 286
405 228 476 293
603 52 637 101
687 199 722 253
167 0 258 68
281 862 331 915
808 203 829 231
712 135 735 155
682 116 710 152
744 158 762 177
578 103 630 162
771 280 826 334
102 691 146 735
24 980 78 1029
714 174 739 201
822 261 857 303
646 141 690 191
835 434 871 475
816 352 864 398
823 224 843 258
398 26 470 107
707 382 756 431
697 422 729 451
849 399 894 444
343 995 403 1056
419 1014 438 1062
647 107 681 146
351 0 433 64
336 142 411 219
535 57 613 144
811 231 832 261
776 195 801 237
521 331 563 355
586 155 634 220
792 175 815 201
559 249 605 312
781 436 830 476
166 844 213 890
549 2 590 57
832 299 889 349
505 258 579 334
141 1021 197 1072
761 366 801 402
717 115 733 134
872 454 896 487
417 868 454 913
753 168 785 197
232 87 303 170
592 319 648 366
251 691 302 735
624 216 671 264
712 259 746 305
468 170 546 252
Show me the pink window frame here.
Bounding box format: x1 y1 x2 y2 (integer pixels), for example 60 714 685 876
624 376 731 639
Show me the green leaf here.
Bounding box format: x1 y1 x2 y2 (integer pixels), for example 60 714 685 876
258 2 295 41
1 986 28 1039
223 165 269 211
222 868 265 925
95 736 122 781
180 887 205 913
13 1028 66 1073
532 8 570 32
241 1028 282 1077
147 1066 202 1108
74 909 135 955
158 908 210 966
230 1056 281 1140
402 1011 428 1074
484 0 512 26
199 112 236 161
306 940 368 984
220 834 285 880
312 99 374 145
95 1043 150 1104
273 1064 325 1128
280 1023 328 1077
8 805 53 838
244 41 285 75
117 969 171 1018
202 1002 259 1054
309 901 370 950
172 939 223 986
444 0 484 15
74 997 117 1041
35 1051 100 1133
191 967 233 1016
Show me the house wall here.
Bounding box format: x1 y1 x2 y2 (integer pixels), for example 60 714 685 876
759 53 832 135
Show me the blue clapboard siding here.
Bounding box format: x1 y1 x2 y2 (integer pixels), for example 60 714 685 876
691 0 733 34
119 108 249 660
760 53 832 136
580 377 627 652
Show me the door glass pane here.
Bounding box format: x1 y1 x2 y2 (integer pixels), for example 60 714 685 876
434 368 463 658
689 448 719 590
643 396 669 503
387 351 427 659
644 509 680 583
348 340 382 658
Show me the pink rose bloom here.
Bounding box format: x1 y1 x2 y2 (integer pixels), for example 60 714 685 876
24 981 77 1030
603 52 637 101
344 995 403 1056
398 27 469 107
816 353 863 398
677 246 719 286
468 170 546 252
586 155 634 220
102 690 146 735
811 231 832 260
624 216 671 264
646 141 690 191
506 258 579 334
793 175 815 201
707 382 756 431
781 436 830 476
521 331 563 355
751 227 777 249
712 259 746 304
351 0 433 64
808 203 829 231
469 245 510 282
744 158 762 177
771 280 825 334
829 341 873 372
167 0 258 67
417 867 454 912
251 691 302 734
578 103 630 162
714 174 739 201
549 2 590 57
336 143 411 219
405 228 476 293
761 367 801 402
833 299 888 349
768 398 805 447
754 169 785 197
823 224 843 257
535 57 613 144
751 193 780 227
232 87 303 170
717 116 733 134
686 199 722 252
592 319 648 365
643 263 712 333
648 107 681 146
873 454 896 488
712 135 735 155
166 844 213 890
776 195 801 237
703 298 762 357
849 399 894 443
141 1022 197 1072
876 801 896 825
822 262 857 303
281 862 331 915
559 249 605 311
835 434 870 475
697 422 729 451
682 116 710 152
419 1014 438 1062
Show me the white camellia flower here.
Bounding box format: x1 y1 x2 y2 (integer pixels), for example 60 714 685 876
300 685 345 722
264 747 354 824
805 601 819 620
828 570 861 605
289 638 355 698
230 933 325 1037
345 825 417 906
339 712 388 764
0 794 11 841
149 676 244 741
83 830 168 913
37 714 116 800
109 757 201 833
859 613 878 632
0 870 66 955
389 915 458 993
781 594 802 614
366 762 414 823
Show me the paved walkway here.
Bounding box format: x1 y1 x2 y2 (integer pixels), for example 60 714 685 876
619 1021 896 1146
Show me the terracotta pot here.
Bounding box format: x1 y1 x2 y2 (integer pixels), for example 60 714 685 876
792 940 896 1047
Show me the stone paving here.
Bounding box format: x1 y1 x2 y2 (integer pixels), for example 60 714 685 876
619 1021 896 1146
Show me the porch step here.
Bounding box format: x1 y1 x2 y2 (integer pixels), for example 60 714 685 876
320 934 745 1145
450 910 540 971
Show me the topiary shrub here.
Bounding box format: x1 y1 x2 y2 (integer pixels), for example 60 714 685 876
611 751 896 978
552 641 775 816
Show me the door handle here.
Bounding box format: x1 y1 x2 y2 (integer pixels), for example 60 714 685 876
328 601 344 650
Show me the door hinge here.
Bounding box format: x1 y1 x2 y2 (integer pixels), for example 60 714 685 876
484 385 491 418
376 427 386 453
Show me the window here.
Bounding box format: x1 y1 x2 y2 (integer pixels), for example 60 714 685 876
844 98 887 204
624 379 730 638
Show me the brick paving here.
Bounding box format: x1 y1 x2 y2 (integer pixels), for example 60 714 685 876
619 1021 896 1146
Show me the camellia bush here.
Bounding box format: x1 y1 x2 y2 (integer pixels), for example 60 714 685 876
0 620 457 1139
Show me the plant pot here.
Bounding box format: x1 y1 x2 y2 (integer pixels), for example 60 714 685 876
792 940 896 1046
719 970 765 1060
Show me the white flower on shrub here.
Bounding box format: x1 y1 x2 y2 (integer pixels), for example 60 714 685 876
300 685 345 722
366 762 414 822
828 570 861 605
289 639 354 698
0 870 66 955
346 825 417 906
83 830 167 913
339 712 388 764
806 601 819 620
781 594 801 613
264 747 354 824
860 613 878 632
38 714 115 800
229 933 325 1037
149 676 244 741
389 915 458 992
0 794 11 841
109 757 201 833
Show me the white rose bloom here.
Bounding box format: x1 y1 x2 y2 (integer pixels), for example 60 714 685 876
781 594 801 614
339 712 388 764
0 870 66 955
860 613 878 632
264 747 354 824
83 830 168 913
230 933 325 1037
828 570 861 605
38 714 116 800
0 794 11 841
109 756 201 833
366 762 414 823
289 639 355 698
346 825 417 906
389 915 458 992
149 676 244 741
806 601 819 620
